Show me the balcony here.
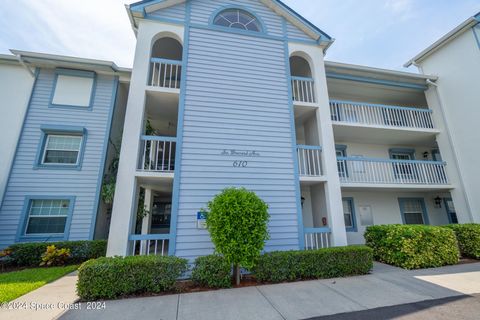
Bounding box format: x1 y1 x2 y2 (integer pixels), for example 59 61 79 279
148 58 182 90
138 136 176 175
297 145 324 183
337 157 450 188
129 234 170 256
330 100 434 129
330 100 439 145
292 77 316 104
304 227 331 250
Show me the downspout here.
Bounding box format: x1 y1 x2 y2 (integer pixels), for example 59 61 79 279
425 77 475 222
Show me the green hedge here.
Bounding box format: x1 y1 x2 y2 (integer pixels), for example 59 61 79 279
446 224 480 259
77 255 188 300
192 255 232 288
255 246 373 283
365 225 459 269
8 240 107 267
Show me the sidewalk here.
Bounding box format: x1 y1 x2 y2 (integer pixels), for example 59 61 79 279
57 262 480 320
0 271 79 320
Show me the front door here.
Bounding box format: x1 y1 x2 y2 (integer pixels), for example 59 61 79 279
444 198 458 224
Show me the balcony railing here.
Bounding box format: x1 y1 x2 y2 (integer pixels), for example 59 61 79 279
139 136 176 172
337 157 449 185
292 76 316 103
330 100 434 129
297 145 322 177
304 228 331 250
149 58 182 89
129 234 169 256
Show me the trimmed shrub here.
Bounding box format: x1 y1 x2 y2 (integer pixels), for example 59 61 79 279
8 240 107 267
446 224 480 259
255 246 373 283
365 225 459 269
77 255 188 300
192 255 232 288
205 187 269 285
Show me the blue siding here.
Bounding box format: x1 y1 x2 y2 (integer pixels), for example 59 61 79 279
175 26 299 260
0 68 117 248
149 2 186 21
189 0 284 37
286 20 313 41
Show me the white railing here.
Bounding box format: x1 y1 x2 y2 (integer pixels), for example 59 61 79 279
129 234 170 256
297 145 322 177
304 228 331 250
292 76 316 103
149 58 182 89
139 136 176 172
330 100 434 129
337 157 449 185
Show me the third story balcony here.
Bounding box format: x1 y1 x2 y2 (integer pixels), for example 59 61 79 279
337 157 451 189
329 100 440 145
148 58 182 91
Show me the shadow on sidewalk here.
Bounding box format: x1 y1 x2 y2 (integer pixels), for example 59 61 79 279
304 294 478 320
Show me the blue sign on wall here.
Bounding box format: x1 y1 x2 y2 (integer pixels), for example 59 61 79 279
197 212 207 229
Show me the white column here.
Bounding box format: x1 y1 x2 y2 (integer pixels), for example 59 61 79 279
141 188 153 235
107 22 184 256
424 86 474 223
289 43 348 246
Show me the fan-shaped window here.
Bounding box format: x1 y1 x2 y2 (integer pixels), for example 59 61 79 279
213 9 261 32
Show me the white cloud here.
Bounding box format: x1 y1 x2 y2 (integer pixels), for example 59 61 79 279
384 0 415 20
1 0 137 67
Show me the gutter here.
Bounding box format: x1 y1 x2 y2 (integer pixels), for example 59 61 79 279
405 15 479 68
12 52 36 77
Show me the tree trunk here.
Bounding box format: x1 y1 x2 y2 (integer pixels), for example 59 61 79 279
235 264 241 286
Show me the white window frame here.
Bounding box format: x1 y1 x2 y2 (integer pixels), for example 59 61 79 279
24 199 70 236
41 134 83 166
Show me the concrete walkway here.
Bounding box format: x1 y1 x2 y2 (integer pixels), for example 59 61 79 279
57 262 480 320
0 271 79 320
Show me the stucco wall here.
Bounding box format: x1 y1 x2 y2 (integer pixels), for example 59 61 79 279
342 190 451 244
419 26 480 223
0 63 34 206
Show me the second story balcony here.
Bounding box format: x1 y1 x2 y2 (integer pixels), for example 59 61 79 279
337 157 449 187
138 135 176 174
330 100 435 130
297 145 325 184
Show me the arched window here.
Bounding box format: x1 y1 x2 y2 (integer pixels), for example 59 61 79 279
213 9 261 32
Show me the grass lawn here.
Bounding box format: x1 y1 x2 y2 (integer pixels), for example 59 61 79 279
0 265 78 303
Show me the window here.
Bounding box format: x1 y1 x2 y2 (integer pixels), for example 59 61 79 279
42 135 83 165
213 9 261 32
51 69 95 108
399 198 429 225
342 198 357 232
336 145 348 178
25 199 71 235
390 149 416 180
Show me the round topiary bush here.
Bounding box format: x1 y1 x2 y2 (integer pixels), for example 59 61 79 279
205 187 269 285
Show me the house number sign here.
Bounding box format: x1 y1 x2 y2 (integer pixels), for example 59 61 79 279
220 149 260 168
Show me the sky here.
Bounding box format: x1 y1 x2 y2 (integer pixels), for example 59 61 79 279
0 0 479 71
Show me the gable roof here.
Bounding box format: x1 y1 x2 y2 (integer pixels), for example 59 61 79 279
405 12 480 67
128 0 333 47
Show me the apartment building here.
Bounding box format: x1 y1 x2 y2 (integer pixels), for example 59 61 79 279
0 1 477 260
